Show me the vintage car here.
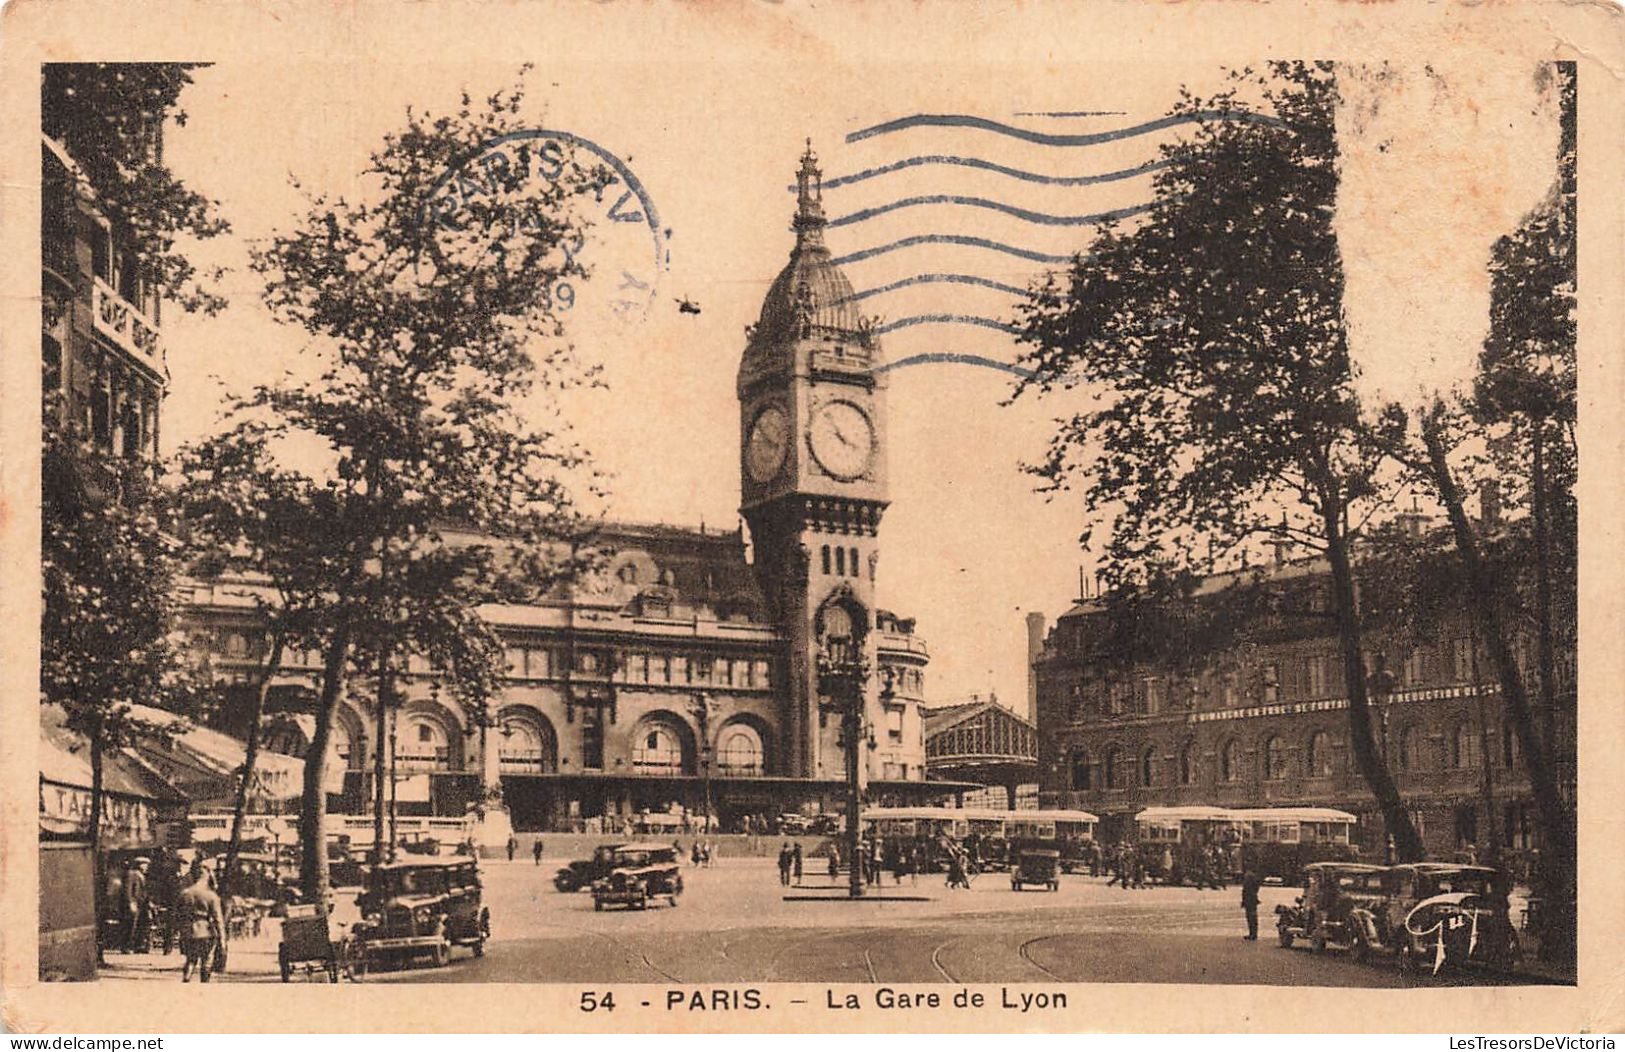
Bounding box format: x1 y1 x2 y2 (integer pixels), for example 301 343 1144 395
1385 863 1521 975
592 859 684 911
590 843 685 910
352 859 489 969
1010 849 1061 892
1275 862 1392 956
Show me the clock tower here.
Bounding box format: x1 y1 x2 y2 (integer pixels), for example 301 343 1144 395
739 144 889 781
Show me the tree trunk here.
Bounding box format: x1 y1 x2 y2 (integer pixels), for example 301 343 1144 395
1318 489 1426 861
1531 424 1558 754
89 724 106 964
221 634 284 904
299 624 352 903
1421 408 1574 959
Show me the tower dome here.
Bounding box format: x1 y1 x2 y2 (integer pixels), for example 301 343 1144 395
746 143 874 355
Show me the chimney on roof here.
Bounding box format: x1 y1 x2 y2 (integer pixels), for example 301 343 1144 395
1272 512 1289 566
1480 479 1502 527
1397 495 1428 539
1026 611 1046 721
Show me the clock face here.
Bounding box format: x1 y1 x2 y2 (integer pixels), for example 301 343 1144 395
745 404 790 482
808 401 875 481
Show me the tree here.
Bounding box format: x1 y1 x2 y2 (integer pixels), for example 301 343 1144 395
192 74 601 903
41 406 197 959
1012 62 1425 859
1372 63 1577 966
42 63 229 313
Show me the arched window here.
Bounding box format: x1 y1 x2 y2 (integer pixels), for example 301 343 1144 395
632 721 687 775
1139 746 1156 787
1070 750 1091 790
1105 746 1123 789
1452 722 1480 769
849 547 859 577
1221 740 1240 783
1264 735 1287 780
1179 743 1196 785
1307 731 1332 777
400 715 450 769
821 545 831 575
835 546 846 576
498 713 557 773
717 724 764 776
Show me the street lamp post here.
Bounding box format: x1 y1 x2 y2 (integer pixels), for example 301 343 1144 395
689 692 714 834
818 635 869 900
1366 663 1398 863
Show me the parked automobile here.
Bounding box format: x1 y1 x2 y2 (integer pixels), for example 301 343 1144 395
1275 862 1391 957
351 859 488 970
554 843 630 892
778 813 812 835
1386 863 1521 975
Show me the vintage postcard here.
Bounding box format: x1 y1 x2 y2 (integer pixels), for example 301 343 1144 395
1 0 1622 1035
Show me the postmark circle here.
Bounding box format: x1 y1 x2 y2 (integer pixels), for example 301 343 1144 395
422 129 667 325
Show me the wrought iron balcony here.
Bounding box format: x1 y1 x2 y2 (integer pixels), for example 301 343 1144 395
91 276 162 375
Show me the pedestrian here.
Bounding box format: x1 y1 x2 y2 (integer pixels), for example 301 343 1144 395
827 844 840 881
792 842 803 881
692 841 702 867
777 843 793 886
506 834 517 862
1160 846 1174 888
1241 868 1262 941
176 867 225 982
532 839 544 865
123 858 150 953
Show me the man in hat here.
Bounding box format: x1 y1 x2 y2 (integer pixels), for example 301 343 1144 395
123 858 151 953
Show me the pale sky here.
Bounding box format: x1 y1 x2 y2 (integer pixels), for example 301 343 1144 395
154 52 1556 716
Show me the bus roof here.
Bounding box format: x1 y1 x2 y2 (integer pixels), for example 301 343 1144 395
1230 807 1358 823
1136 806 1248 823
862 806 1098 823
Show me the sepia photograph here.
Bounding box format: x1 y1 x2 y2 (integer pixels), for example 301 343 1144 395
4 0 1622 1035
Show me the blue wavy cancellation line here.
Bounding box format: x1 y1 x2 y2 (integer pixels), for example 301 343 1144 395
844 273 1030 303
791 155 1173 192
828 197 1154 230
872 353 1038 380
845 110 1279 147
832 234 1077 267
872 314 1023 338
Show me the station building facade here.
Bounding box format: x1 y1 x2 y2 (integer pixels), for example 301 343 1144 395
1033 538 1575 862
179 146 944 832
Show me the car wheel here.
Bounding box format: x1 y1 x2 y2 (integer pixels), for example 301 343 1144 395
1311 934 1327 954
1398 944 1418 975
1277 928 1294 949
669 895 679 907
594 900 603 912
432 943 448 967
473 940 484 958
1352 932 1370 964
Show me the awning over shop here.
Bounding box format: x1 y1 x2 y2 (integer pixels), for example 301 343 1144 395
125 703 305 808
39 708 188 848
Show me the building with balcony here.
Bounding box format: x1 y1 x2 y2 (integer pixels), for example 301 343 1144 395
42 133 165 462
1032 532 1576 860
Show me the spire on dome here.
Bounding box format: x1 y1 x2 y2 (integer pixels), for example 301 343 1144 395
793 139 826 247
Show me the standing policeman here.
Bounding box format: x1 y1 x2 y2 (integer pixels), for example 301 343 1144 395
1240 867 1263 941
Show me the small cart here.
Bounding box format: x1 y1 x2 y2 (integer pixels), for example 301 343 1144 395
277 904 355 982
1011 849 1061 892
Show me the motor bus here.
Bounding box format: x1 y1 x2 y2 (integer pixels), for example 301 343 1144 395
1132 806 1251 884
1232 807 1359 884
